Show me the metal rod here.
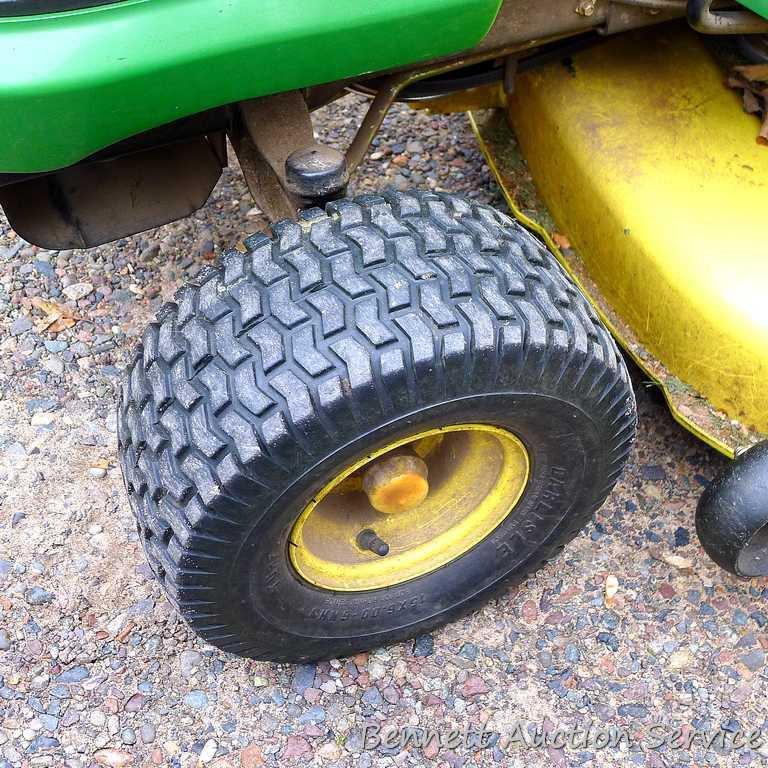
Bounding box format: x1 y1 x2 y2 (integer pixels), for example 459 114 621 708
611 0 685 9
687 0 768 34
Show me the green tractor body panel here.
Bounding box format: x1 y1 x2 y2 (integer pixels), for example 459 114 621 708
0 0 501 173
740 0 768 18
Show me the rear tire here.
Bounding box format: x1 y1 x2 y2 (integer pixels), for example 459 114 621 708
117 190 636 661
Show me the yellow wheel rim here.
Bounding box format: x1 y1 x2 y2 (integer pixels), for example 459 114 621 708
288 424 530 592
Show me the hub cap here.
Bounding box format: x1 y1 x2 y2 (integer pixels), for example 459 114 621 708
288 425 529 591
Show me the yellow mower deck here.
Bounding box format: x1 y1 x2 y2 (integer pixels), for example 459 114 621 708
470 24 768 458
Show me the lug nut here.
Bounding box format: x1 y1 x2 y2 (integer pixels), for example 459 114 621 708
356 529 390 557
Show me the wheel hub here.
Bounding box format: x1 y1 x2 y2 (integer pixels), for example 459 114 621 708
362 453 430 515
288 425 530 591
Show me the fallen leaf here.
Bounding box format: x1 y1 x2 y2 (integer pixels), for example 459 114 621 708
552 232 572 250
728 65 768 146
649 547 694 573
31 296 78 333
743 88 762 115
31 297 64 316
734 63 768 82
48 317 77 333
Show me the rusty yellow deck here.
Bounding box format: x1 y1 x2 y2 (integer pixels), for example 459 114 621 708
470 24 768 458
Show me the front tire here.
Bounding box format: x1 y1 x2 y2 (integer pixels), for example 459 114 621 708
118 190 636 661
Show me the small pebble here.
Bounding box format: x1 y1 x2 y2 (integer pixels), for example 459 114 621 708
183 690 208 710
180 650 203 677
10 315 32 336
62 282 94 301
121 727 137 746
195 740 216 764
291 664 316 694
25 587 55 605
412 634 434 657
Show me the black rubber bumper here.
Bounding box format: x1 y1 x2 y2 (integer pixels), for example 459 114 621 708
696 441 768 577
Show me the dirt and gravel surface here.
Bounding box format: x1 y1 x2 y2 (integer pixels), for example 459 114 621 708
1 96 767 768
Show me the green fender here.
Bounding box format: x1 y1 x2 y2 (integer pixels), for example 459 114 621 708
740 0 768 19
0 0 501 173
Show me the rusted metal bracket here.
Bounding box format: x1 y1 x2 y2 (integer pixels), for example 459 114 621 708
228 91 316 221
229 83 403 220
230 90 353 221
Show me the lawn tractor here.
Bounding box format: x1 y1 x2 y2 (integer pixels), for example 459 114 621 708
1 0 766 661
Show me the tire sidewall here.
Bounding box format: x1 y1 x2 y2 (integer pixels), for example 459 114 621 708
228 392 603 657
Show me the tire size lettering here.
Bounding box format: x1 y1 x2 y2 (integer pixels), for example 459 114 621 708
307 594 426 623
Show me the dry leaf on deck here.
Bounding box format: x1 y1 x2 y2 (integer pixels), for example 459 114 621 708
728 64 768 145
734 64 768 82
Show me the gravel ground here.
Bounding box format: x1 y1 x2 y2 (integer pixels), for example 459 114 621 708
1 96 767 768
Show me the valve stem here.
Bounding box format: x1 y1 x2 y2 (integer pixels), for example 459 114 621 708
356 529 389 557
